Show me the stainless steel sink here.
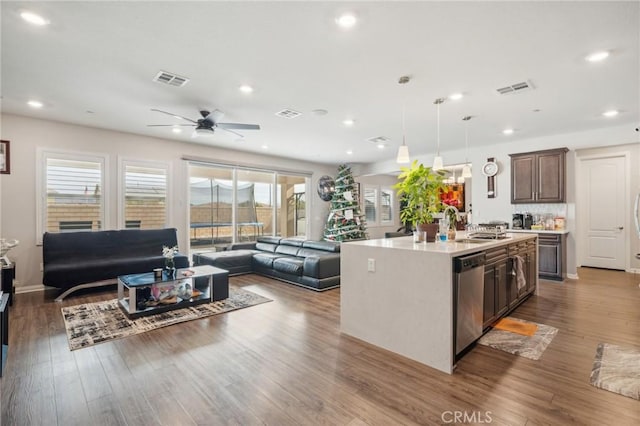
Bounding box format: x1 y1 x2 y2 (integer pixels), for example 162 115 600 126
455 238 492 244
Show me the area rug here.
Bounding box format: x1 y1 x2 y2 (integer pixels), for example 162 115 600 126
492 317 538 336
477 317 558 360
590 343 640 400
61 287 272 350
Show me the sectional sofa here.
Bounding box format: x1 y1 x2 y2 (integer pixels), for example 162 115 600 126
193 236 340 291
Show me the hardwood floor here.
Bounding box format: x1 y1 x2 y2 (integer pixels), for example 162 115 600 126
1 268 639 425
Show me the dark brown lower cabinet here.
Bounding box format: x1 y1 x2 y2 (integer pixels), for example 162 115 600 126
538 233 566 281
483 238 538 331
483 246 508 329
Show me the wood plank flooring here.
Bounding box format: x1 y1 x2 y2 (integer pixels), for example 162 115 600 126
1 268 639 425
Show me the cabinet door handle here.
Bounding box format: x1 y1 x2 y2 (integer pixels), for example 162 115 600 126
618 226 624 230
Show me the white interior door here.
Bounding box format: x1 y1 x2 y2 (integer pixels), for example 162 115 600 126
580 156 626 270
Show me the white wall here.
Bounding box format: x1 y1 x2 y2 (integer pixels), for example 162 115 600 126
0 113 336 290
359 124 640 277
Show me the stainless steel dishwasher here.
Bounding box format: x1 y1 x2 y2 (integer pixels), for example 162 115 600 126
454 252 486 355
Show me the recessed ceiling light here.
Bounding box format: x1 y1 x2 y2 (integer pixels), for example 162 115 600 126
343 119 355 126
502 128 514 135
27 100 43 108
172 126 182 134
261 145 268 150
346 150 353 155
239 84 254 94
377 143 385 149
20 11 49 26
449 93 464 101
336 13 357 29
602 110 619 117
586 51 609 62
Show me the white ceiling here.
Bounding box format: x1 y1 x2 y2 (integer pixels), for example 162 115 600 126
1 1 638 166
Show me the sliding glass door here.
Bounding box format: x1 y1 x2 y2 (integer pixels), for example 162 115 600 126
188 162 309 252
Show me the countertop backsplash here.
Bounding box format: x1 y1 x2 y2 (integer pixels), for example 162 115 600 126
512 203 567 217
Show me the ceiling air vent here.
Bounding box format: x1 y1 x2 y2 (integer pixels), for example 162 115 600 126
367 136 390 146
275 109 302 119
496 80 534 95
153 71 189 87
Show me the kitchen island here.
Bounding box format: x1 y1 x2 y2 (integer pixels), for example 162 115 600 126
340 232 538 374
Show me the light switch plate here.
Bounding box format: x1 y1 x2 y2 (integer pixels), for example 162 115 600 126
367 258 375 272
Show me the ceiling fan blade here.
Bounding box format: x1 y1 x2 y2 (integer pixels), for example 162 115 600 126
217 123 260 130
151 108 198 124
147 124 194 127
208 109 225 123
219 127 244 138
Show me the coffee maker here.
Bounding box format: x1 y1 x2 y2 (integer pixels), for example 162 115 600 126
523 213 533 229
512 213 524 229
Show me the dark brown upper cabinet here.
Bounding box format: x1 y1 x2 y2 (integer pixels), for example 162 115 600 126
509 147 568 204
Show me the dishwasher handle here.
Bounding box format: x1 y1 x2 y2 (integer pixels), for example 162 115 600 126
454 252 486 273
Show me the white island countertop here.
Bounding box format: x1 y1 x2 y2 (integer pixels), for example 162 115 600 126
343 232 537 256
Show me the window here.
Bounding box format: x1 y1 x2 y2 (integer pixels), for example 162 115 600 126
37 150 108 243
120 161 169 229
364 187 377 223
363 185 394 227
188 162 309 251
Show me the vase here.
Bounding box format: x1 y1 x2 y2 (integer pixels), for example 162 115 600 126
164 257 176 279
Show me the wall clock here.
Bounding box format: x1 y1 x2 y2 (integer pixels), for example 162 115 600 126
483 157 498 198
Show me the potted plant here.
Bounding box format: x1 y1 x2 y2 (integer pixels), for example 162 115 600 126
393 160 446 242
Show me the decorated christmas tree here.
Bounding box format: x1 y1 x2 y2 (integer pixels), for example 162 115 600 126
323 164 368 242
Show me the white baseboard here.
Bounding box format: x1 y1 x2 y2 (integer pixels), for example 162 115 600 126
627 268 640 274
15 284 46 294
566 273 579 280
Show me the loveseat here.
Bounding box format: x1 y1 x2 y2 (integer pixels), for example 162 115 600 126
193 236 340 291
43 228 189 301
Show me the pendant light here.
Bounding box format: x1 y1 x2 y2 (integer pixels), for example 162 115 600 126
461 116 472 178
432 98 445 170
396 76 411 164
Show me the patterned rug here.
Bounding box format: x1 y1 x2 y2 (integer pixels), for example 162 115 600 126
590 343 640 400
61 286 272 350
477 317 558 360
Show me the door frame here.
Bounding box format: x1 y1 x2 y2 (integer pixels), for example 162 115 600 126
575 150 631 271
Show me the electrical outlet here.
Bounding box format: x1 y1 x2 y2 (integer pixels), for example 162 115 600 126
367 258 375 272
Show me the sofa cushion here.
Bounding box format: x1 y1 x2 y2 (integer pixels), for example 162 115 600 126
252 252 283 269
275 244 300 256
296 248 334 258
302 240 340 253
257 236 282 245
273 257 304 276
255 242 278 253
44 254 189 289
194 250 255 270
279 238 305 247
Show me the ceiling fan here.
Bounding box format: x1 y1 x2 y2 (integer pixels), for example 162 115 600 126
148 108 260 138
